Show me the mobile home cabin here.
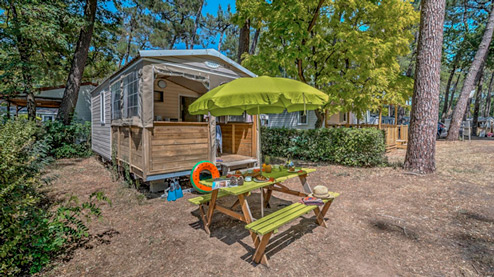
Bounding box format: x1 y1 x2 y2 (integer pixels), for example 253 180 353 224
90 49 259 184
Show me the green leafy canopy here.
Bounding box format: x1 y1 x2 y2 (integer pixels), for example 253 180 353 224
241 0 419 117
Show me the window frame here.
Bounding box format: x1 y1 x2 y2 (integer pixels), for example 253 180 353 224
111 81 122 120
297 111 308 125
100 91 105 124
124 71 139 118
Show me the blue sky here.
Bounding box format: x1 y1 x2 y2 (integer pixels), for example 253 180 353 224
203 0 236 15
103 0 236 51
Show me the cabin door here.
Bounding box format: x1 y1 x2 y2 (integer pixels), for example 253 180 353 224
180 96 200 122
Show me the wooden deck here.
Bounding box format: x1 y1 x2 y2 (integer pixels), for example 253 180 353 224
111 121 259 181
216 154 258 174
326 123 408 151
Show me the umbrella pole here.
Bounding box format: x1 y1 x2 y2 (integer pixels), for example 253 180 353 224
258 109 264 218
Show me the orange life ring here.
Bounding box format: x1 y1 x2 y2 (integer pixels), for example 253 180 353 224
190 161 220 193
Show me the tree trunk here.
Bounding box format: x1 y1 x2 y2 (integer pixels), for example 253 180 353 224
314 109 325 128
11 1 36 119
403 0 445 174
442 53 460 119
190 0 204 49
447 4 494 140
445 71 463 118
249 28 260 55
218 30 225 51
57 0 98 125
237 19 250 63
123 17 135 66
484 71 494 117
472 67 485 136
406 30 420 78
6 100 11 119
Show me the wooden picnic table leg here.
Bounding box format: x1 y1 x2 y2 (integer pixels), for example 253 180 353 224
230 198 240 209
206 189 219 231
198 204 211 235
253 232 273 265
312 207 328 228
299 174 313 194
238 193 268 265
313 199 335 227
263 187 273 208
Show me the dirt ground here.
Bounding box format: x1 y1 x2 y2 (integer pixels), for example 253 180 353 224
42 140 494 276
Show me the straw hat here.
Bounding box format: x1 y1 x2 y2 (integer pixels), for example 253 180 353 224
310 185 331 199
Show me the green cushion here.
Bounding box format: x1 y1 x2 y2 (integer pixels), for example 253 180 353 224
188 190 230 205
246 199 331 236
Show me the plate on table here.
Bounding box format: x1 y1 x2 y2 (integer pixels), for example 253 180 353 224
253 175 269 183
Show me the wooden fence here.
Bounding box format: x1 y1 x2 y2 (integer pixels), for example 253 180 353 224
325 123 408 151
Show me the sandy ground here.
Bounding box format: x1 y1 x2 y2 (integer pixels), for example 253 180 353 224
41 140 494 276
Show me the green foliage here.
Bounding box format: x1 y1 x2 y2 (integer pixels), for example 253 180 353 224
43 120 92 159
261 127 387 167
241 0 419 117
0 119 109 275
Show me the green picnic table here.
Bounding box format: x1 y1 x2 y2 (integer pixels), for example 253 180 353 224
188 168 339 266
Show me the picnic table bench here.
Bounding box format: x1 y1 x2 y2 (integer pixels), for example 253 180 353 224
245 198 338 263
188 168 339 266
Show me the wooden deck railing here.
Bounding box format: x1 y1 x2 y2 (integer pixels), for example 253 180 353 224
326 123 408 150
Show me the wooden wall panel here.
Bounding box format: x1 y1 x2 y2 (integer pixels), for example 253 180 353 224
130 127 143 170
153 79 201 120
218 123 253 157
149 123 209 174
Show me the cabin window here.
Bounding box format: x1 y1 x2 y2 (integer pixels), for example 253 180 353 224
339 112 347 123
42 115 54 122
154 91 163 102
111 81 122 119
298 111 308 125
123 71 139 118
100 91 105 124
228 113 247 122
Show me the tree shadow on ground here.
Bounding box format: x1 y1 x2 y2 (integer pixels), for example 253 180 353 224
189 193 323 265
454 210 494 275
368 219 419 241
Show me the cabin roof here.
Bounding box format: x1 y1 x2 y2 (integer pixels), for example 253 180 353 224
139 49 256 78
90 49 256 97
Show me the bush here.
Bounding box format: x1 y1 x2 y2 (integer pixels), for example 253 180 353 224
43 120 92 158
0 119 109 275
261 127 387 167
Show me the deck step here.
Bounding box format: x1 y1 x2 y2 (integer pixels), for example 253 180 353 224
227 167 259 174
218 158 258 167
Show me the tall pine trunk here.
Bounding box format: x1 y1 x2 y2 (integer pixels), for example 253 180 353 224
189 0 204 49
442 53 460 118
57 0 98 124
237 19 250 63
472 67 485 136
484 72 494 117
404 0 445 174
11 2 36 119
249 28 260 55
447 4 494 140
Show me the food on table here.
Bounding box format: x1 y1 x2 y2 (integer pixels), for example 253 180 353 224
235 170 242 175
255 175 268 181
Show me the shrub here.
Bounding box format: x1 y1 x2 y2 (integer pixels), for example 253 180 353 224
0 119 109 275
43 120 92 158
261 127 387 167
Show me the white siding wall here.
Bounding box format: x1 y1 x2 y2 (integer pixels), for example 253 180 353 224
267 110 317 130
39 85 94 122
91 85 112 160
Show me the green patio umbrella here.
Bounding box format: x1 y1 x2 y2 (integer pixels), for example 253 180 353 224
189 76 329 215
189 76 329 116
